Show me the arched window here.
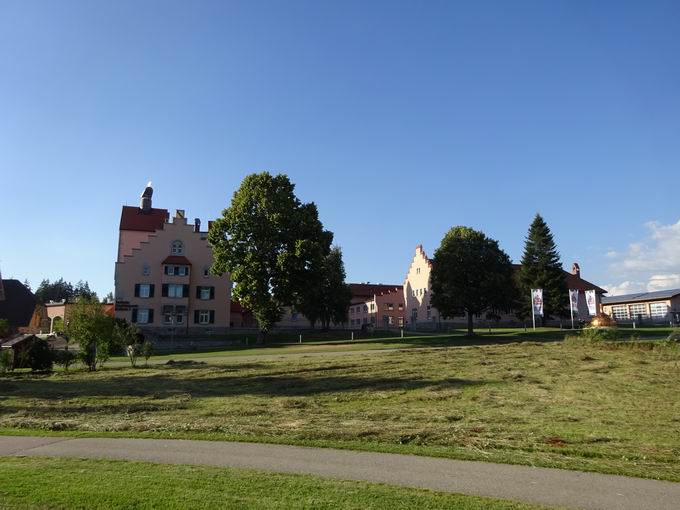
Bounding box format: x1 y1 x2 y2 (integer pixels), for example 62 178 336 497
171 240 184 255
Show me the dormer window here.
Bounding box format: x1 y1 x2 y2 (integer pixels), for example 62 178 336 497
171 240 184 255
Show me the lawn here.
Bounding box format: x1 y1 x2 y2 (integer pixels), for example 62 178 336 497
0 456 547 510
108 326 673 364
2 337 679 481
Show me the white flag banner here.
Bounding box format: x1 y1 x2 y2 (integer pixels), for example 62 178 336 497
531 289 544 317
569 289 579 313
585 290 597 316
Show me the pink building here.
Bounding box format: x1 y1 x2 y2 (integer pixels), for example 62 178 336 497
114 183 231 334
348 283 404 329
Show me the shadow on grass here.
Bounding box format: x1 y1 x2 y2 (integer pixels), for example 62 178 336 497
1 371 500 400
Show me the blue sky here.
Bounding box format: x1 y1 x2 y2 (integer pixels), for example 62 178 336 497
1 0 679 297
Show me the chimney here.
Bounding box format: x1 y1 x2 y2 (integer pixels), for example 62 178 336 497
571 262 581 276
194 218 201 232
140 181 153 212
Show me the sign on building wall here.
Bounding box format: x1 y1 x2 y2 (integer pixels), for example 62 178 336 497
585 290 597 316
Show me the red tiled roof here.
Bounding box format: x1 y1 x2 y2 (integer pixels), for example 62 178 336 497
511 264 606 293
349 283 403 298
119 206 168 232
162 256 192 265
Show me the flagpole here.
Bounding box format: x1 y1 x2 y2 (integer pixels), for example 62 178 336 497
531 290 536 331
570 290 575 330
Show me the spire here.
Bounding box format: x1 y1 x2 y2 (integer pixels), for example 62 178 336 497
140 181 153 212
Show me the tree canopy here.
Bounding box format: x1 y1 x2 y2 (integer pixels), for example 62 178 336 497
65 297 115 371
34 278 97 304
430 226 516 335
298 246 352 330
517 214 568 321
208 172 333 336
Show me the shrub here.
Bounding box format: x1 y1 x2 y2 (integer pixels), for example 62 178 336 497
54 349 78 371
26 339 54 372
659 331 680 363
141 340 154 367
0 348 13 373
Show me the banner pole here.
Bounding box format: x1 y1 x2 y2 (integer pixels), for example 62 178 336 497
570 291 575 330
531 290 536 331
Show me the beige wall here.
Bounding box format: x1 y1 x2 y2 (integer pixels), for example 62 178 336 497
114 213 231 333
403 245 437 327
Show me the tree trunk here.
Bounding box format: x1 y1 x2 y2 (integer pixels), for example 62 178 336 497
467 311 475 336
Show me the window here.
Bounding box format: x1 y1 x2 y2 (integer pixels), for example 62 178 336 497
416 268 420 274
629 303 648 319
171 240 184 255
200 287 211 300
137 309 149 324
199 311 210 324
139 284 151 298
370 303 375 312
164 265 189 276
351 307 355 315
203 266 210 278
363 305 368 312
650 303 668 318
398 303 403 310
427 309 431 319
168 284 184 298
142 263 151 276
163 305 186 325
363 317 367 324
386 303 394 311
611 305 628 320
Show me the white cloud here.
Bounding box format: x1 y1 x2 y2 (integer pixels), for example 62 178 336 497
606 219 680 295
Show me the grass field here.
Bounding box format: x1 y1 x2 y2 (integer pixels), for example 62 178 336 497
2 335 679 481
0 457 546 509
107 326 674 364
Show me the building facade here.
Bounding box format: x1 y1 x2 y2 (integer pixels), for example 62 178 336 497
114 184 231 334
348 283 404 329
601 289 680 324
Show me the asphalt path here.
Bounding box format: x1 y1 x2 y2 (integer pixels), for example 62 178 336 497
2 436 679 510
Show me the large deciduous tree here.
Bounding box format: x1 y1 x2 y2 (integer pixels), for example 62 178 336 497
430 226 516 336
517 214 568 322
298 246 352 330
208 172 332 338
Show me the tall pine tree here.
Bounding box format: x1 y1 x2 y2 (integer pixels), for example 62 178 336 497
517 214 568 322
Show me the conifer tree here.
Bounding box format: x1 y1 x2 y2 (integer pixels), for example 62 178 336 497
517 214 568 322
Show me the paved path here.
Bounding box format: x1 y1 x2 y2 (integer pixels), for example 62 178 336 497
2 436 679 510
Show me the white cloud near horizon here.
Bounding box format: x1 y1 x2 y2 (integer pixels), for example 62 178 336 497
605 219 680 295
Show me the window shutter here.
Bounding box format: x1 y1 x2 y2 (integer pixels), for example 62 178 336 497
194 310 199 324
148 309 154 323
183 284 189 297
162 284 168 297
209 310 215 324
196 286 201 299
131 309 138 323
134 284 140 297
210 287 215 300
149 284 155 298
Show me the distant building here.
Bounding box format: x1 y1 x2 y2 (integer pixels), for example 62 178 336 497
402 244 607 328
348 283 404 328
601 289 680 324
45 301 115 334
114 183 231 334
